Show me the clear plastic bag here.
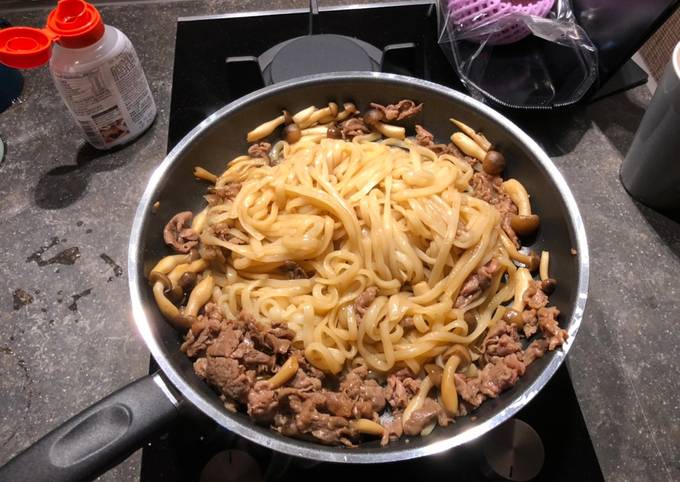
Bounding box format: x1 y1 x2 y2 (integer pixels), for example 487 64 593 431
437 0 598 109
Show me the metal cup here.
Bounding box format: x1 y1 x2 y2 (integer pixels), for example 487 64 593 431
620 41 680 211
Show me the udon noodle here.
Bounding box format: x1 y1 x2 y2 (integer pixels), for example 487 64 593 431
201 135 510 374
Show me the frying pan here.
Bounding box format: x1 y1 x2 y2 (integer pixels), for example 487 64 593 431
0 73 589 481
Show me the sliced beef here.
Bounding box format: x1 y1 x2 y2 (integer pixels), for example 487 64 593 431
380 414 403 446
289 365 323 392
414 125 449 154
298 355 326 382
325 391 354 418
247 142 271 162
454 373 485 407
163 211 198 253
182 323 213 358
340 117 370 140
538 306 567 350
184 309 286 406
194 358 207 379
242 347 276 371
200 244 228 266
205 357 255 403
354 287 378 319
471 172 519 246
339 365 386 417
386 369 420 411
479 353 526 396
180 303 224 357
281 260 308 280
455 259 500 308
236 315 295 358
402 398 443 436
265 327 294 355
276 393 358 446
210 222 233 240
522 339 547 365
205 323 242 358
523 280 549 310
519 308 539 337
482 321 522 361
455 353 526 408
183 307 394 446
247 381 279 423
518 280 554 337
370 100 423 121
415 124 435 145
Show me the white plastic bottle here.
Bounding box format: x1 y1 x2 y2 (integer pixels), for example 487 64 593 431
0 0 156 150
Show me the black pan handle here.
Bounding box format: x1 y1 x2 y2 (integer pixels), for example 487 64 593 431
0 371 181 482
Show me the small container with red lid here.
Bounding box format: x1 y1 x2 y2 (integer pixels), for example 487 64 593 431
0 0 156 149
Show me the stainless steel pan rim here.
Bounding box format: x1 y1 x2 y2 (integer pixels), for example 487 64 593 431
128 71 589 464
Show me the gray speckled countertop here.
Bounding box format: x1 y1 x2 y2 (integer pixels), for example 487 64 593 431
1 1 679 481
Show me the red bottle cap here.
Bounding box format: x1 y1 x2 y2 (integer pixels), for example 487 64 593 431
0 0 105 69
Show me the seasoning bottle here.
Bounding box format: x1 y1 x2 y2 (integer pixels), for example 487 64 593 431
0 0 156 150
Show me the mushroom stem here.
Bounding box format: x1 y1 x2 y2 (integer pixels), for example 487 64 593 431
539 250 550 281
184 275 214 317
266 356 299 388
502 179 531 215
168 259 208 286
450 118 491 151
441 344 471 416
374 121 405 140
301 107 333 128
509 213 540 236
300 125 331 136
151 254 190 274
316 103 339 124
292 106 316 125
247 115 285 143
193 166 218 183
152 282 180 322
191 208 209 234
441 354 461 416
500 233 539 269
451 132 486 161
424 363 443 386
511 267 533 312
350 419 385 436
335 102 357 122
402 376 434 425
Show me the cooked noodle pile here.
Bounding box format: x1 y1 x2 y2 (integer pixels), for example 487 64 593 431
205 136 508 373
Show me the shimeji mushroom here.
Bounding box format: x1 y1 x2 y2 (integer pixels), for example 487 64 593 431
482 150 506 175
450 118 491 151
350 419 385 436
451 132 486 161
266 356 299 388
503 179 540 236
282 123 302 143
363 108 405 140
441 344 472 416
247 114 286 143
335 102 357 122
